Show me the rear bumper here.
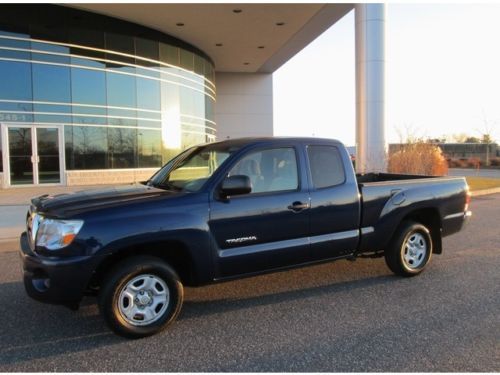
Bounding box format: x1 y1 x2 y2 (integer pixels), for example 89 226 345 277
19 232 97 306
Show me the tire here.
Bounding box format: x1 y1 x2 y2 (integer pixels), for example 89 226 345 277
98 256 184 339
384 220 433 277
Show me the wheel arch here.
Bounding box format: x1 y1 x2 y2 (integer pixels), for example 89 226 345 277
88 240 199 292
399 207 442 254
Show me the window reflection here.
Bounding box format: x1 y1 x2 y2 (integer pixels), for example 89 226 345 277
106 71 137 108
108 128 137 168
71 68 106 105
138 130 162 167
70 126 108 169
32 64 71 102
0 61 32 101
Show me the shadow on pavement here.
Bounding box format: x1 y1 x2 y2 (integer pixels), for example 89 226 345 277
0 268 395 367
0 281 119 367
180 273 394 321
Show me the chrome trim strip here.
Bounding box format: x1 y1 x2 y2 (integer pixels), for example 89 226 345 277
361 226 374 235
0 45 216 95
219 237 309 258
309 229 359 244
0 35 216 89
0 110 162 123
0 56 216 101
0 99 216 126
219 229 360 258
0 120 215 136
444 212 466 220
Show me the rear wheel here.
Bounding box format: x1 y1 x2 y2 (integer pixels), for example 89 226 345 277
385 221 433 277
98 256 183 338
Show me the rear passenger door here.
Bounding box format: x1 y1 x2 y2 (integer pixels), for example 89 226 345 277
306 144 361 260
209 145 311 278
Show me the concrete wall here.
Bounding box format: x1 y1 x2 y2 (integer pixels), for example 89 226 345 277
65 168 158 186
215 72 273 140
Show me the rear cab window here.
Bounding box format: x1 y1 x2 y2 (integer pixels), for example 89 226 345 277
307 145 346 189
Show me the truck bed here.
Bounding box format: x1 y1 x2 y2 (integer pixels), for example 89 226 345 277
355 173 469 253
356 172 440 184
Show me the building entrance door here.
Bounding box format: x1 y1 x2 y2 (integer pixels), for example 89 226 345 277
2 125 63 187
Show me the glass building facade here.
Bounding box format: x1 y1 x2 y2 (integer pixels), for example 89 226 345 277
0 5 216 186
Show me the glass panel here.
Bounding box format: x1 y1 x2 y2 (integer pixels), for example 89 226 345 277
105 32 135 65
160 43 179 66
32 64 71 102
106 71 137 108
138 129 162 167
194 55 205 76
136 77 161 112
71 126 108 169
307 146 346 189
33 103 71 124
37 128 60 183
179 49 194 71
135 37 159 63
0 36 30 59
8 127 33 185
229 148 299 194
108 128 137 168
71 68 106 105
0 61 32 101
68 28 105 50
0 101 32 113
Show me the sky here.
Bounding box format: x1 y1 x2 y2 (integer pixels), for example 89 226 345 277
273 3 500 146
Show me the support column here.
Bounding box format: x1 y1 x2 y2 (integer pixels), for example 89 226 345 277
355 3 387 173
214 73 273 140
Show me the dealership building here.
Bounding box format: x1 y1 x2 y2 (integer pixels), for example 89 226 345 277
0 3 386 188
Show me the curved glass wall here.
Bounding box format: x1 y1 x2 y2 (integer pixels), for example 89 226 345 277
0 5 216 171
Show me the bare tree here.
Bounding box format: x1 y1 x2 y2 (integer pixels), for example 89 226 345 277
476 111 498 166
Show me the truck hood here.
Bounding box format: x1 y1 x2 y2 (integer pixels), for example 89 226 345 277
30 183 175 217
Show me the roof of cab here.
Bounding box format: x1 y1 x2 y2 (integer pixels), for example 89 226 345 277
206 136 343 148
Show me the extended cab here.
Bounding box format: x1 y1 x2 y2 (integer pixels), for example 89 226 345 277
20 137 471 338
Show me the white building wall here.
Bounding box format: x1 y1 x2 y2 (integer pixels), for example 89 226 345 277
214 73 273 140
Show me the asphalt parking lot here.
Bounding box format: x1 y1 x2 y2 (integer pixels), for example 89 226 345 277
0 194 498 372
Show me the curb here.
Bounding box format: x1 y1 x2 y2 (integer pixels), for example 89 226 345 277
471 187 500 197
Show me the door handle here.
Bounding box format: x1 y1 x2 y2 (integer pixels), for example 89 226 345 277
287 201 310 212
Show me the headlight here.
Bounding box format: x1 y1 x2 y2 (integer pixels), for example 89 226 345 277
36 218 84 250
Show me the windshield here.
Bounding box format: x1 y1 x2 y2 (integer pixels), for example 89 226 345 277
148 144 240 192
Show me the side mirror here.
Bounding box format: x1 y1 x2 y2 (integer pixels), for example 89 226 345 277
220 175 251 197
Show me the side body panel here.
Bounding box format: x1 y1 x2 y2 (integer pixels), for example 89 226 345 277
304 141 361 260
358 177 469 253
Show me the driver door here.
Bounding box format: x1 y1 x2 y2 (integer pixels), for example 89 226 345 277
208 145 311 279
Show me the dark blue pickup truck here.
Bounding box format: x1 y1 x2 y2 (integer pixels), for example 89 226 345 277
20 137 471 338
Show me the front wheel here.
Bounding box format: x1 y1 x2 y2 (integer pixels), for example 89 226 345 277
98 256 184 338
385 221 433 277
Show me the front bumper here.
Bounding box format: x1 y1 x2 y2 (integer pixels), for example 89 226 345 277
20 232 97 306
